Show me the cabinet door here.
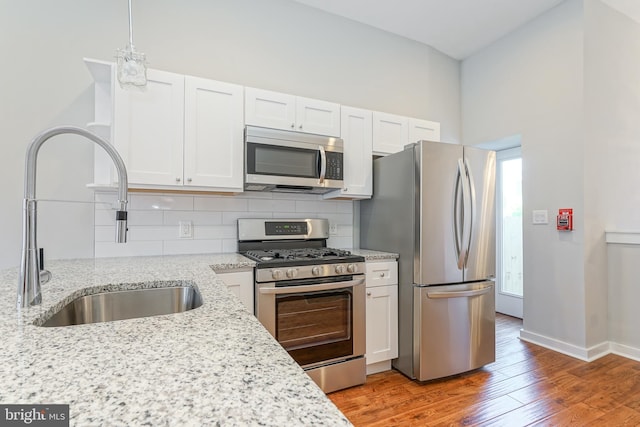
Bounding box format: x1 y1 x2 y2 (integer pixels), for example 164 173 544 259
409 118 441 143
216 270 254 314
244 87 296 131
184 77 244 190
337 106 372 197
113 68 184 186
372 112 409 155
366 284 398 364
296 96 341 137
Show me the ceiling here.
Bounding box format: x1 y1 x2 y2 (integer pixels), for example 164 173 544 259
290 0 640 60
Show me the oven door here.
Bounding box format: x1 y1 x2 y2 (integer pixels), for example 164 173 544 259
256 276 365 368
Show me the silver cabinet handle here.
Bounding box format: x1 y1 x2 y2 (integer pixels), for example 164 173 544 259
299 124 303 130
291 123 295 129
426 285 492 299
379 272 386 278
260 278 364 295
176 177 181 182
367 291 372 296
187 178 192 183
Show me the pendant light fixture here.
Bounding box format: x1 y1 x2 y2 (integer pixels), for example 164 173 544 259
116 0 147 87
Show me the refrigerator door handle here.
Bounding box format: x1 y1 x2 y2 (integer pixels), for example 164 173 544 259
464 158 476 267
457 158 472 269
426 285 492 299
454 161 463 268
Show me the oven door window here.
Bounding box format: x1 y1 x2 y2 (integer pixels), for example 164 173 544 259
275 288 353 366
247 143 319 179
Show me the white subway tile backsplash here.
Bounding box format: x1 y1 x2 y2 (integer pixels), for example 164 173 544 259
95 241 163 258
194 225 237 240
194 196 248 212
128 210 164 226
163 211 222 226
163 239 223 255
94 192 354 257
248 198 296 213
130 194 194 211
95 226 116 242
128 226 176 241
222 211 269 225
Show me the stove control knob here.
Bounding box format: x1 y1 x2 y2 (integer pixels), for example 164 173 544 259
286 268 298 279
347 264 357 273
311 266 321 276
335 264 346 274
272 269 283 280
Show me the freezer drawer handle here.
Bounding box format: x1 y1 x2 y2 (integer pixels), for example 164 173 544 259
426 285 492 299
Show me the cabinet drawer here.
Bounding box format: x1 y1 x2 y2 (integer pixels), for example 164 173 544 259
365 261 398 287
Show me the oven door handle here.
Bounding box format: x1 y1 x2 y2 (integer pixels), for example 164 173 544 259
259 278 365 294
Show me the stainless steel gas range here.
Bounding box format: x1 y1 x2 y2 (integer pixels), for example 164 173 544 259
238 218 366 393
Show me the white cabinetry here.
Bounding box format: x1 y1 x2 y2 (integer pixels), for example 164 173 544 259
215 269 254 315
372 112 409 155
365 260 398 375
86 59 244 192
373 112 441 156
245 87 340 137
324 106 372 200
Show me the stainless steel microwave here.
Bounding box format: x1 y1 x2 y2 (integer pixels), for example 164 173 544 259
244 126 344 194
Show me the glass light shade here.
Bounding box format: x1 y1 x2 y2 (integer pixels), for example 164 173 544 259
116 45 147 87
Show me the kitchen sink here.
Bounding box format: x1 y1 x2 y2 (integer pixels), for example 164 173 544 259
38 285 203 327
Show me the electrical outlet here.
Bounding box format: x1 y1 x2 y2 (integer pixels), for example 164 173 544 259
329 223 338 235
179 221 193 239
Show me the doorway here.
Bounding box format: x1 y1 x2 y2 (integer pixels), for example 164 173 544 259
496 147 523 318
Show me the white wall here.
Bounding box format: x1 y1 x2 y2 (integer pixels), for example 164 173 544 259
462 0 593 352
585 1 640 355
0 0 461 269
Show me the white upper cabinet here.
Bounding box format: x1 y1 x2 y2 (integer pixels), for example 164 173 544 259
113 68 185 187
245 87 340 137
86 59 244 192
373 112 442 156
324 106 372 200
184 76 244 190
372 112 409 155
408 118 441 144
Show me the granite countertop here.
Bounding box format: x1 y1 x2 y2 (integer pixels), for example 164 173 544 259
0 254 351 426
348 248 399 261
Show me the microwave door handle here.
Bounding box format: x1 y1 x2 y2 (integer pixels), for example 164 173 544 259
318 145 326 183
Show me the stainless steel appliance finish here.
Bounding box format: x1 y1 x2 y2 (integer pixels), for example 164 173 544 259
39 285 203 327
360 140 496 381
244 126 344 194
239 218 366 393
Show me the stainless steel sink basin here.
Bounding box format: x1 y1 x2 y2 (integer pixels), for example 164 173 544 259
39 286 203 327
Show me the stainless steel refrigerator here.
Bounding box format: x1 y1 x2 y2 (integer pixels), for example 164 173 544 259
360 140 496 381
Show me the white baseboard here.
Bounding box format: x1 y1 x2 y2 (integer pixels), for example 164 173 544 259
519 329 609 361
610 342 640 362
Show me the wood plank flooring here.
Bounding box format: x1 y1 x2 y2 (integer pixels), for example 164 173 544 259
329 314 640 426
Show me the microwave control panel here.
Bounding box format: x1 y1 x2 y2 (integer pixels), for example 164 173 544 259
325 152 343 180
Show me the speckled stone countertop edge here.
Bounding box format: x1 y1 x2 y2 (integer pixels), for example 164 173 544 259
0 253 351 427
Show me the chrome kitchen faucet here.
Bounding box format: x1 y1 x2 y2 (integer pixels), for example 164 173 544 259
17 126 129 309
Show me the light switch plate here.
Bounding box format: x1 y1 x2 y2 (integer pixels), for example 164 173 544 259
532 210 548 225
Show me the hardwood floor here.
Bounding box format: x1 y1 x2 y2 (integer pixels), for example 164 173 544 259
329 314 640 426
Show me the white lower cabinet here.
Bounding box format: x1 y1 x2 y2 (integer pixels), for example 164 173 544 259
365 260 399 375
215 269 254 315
